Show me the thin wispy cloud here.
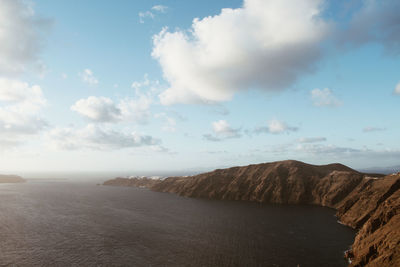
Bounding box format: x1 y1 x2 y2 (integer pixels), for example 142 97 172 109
139 5 168 23
363 127 386 133
155 113 177 132
310 88 342 107
48 124 160 151
204 120 241 141
297 137 327 143
254 119 298 135
151 5 168 13
394 82 400 95
80 69 99 86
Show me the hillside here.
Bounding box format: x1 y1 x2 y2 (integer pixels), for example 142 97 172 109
104 160 399 266
0 174 26 183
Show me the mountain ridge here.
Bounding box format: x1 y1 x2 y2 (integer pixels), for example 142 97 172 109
103 160 399 266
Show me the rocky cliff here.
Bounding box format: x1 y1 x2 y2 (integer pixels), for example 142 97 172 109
104 160 399 266
0 174 25 183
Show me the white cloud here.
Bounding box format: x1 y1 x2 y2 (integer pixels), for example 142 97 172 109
80 69 99 86
294 144 400 161
261 142 400 166
71 96 121 123
203 134 222 142
131 74 161 94
71 95 152 124
152 0 329 105
297 137 326 143
139 5 168 23
310 88 341 107
47 124 160 151
0 0 50 76
394 82 400 95
139 11 154 24
150 145 175 154
255 119 298 134
294 144 362 156
204 120 241 141
363 127 386 133
0 78 47 147
213 120 241 137
0 78 46 105
152 5 168 13
118 96 152 124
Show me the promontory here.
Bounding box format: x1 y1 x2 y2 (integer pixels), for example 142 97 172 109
104 160 400 267
0 174 26 183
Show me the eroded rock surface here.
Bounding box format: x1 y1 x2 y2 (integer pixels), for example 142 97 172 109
104 160 400 266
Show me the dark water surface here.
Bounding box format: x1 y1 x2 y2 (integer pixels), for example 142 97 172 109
0 180 355 267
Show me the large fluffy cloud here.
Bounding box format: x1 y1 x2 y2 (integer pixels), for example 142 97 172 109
152 0 329 104
0 0 49 76
342 0 400 54
0 78 47 147
47 124 160 151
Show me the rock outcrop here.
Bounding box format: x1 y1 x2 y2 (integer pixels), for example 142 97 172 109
0 174 25 183
104 160 400 266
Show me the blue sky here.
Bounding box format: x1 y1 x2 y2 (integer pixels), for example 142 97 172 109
0 0 399 173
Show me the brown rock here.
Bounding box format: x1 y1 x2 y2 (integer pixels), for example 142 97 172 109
0 174 25 183
103 160 399 266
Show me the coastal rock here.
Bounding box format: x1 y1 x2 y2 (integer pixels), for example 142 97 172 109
104 160 399 267
0 174 25 183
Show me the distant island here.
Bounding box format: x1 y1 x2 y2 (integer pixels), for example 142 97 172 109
104 160 400 267
0 174 26 183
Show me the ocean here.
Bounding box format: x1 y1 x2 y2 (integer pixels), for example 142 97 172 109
0 179 355 266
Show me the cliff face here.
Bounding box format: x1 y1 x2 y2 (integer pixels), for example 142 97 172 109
0 174 25 183
336 174 400 266
104 160 399 266
151 160 366 206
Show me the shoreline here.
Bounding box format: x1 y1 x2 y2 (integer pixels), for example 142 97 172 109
103 160 400 266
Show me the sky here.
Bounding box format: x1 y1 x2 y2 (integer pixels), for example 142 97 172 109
0 0 399 174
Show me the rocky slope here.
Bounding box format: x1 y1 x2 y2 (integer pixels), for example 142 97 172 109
104 160 399 266
0 174 25 183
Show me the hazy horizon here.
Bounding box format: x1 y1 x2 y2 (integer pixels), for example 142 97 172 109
5 160 399 180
